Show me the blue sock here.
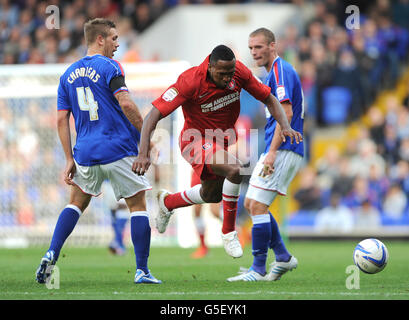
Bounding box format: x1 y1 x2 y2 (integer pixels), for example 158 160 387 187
268 211 291 262
115 218 128 248
49 205 81 260
130 212 151 274
250 214 271 275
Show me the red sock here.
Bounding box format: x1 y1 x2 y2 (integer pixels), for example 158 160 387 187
164 185 205 211
164 192 192 211
221 194 239 234
199 234 206 248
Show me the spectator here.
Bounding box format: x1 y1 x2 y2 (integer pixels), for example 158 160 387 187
3 26 20 62
17 34 32 63
300 60 317 121
344 175 378 209
398 137 409 162
134 2 153 33
311 41 334 125
382 183 408 220
349 138 386 178
367 106 385 151
396 106 409 139
0 0 19 28
294 166 322 211
392 0 409 30
150 0 169 22
382 123 400 165
332 48 365 121
389 160 409 197
316 145 341 191
367 163 390 210
351 32 377 106
331 156 355 198
114 17 138 61
354 199 382 231
314 192 354 234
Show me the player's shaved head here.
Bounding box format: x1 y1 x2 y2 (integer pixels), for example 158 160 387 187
209 45 235 65
84 18 116 46
250 28 276 44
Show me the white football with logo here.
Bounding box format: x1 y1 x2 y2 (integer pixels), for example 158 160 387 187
353 238 389 274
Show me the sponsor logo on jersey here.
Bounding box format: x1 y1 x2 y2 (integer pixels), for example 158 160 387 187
202 142 212 150
276 85 286 101
227 79 236 90
200 91 239 113
162 87 178 102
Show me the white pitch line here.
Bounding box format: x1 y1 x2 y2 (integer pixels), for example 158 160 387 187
2 291 409 297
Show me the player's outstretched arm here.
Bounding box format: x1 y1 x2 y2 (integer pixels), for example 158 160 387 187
132 106 163 175
262 101 294 176
115 91 144 132
57 109 76 185
263 94 302 144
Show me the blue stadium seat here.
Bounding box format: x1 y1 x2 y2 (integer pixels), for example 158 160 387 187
381 214 409 226
322 86 352 124
286 211 317 226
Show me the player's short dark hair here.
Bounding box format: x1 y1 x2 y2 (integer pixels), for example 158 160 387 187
209 45 235 65
250 28 276 44
84 18 116 46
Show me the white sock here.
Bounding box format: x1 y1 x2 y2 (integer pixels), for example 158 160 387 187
222 179 241 201
182 184 205 204
194 217 205 235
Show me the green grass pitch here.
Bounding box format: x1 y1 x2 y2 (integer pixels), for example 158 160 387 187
1 241 408 300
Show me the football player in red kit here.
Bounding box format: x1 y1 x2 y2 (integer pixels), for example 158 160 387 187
133 45 301 258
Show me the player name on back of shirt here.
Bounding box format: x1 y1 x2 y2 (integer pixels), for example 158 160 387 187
67 66 101 84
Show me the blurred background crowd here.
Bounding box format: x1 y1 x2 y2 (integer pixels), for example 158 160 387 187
0 0 409 234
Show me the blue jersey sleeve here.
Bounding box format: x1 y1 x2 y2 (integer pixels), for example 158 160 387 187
271 59 292 104
104 59 128 95
57 77 71 111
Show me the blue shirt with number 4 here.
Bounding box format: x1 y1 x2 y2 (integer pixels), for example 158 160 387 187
57 54 140 166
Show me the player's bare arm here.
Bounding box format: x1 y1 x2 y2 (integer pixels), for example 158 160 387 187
57 109 76 185
263 101 293 175
263 94 302 144
114 91 143 132
132 106 163 175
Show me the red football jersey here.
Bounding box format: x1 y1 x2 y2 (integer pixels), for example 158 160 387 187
152 55 271 138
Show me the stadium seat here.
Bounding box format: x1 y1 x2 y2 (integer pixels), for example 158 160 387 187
381 214 409 226
322 86 352 124
286 211 317 226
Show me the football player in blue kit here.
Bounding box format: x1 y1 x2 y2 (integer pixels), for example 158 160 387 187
36 18 161 284
228 28 304 282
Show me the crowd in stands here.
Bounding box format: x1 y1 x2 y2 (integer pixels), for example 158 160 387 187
292 90 409 230
264 0 409 231
1 0 409 232
1 0 408 121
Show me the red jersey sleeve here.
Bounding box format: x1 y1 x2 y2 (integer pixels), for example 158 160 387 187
152 69 195 117
237 61 271 102
152 84 187 117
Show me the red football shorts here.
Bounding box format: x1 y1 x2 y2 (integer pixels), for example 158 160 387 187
190 170 201 187
180 135 227 181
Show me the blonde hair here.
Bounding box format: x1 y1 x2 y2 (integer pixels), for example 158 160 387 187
250 28 276 44
84 18 116 46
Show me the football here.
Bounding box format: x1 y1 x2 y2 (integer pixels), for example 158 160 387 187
353 238 389 274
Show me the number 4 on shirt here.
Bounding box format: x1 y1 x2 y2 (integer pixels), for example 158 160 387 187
76 86 99 121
